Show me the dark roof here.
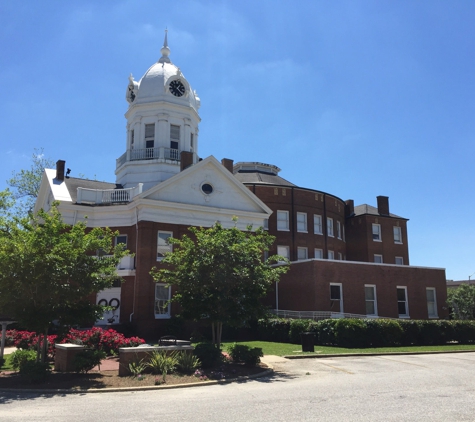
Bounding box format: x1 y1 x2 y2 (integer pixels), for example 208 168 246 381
354 204 406 219
64 177 117 202
233 171 296 187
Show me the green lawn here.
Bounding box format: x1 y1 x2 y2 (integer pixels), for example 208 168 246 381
221 341 475 357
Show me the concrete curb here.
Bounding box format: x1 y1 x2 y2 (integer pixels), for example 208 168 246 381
283 349 475 359
0 364 274 395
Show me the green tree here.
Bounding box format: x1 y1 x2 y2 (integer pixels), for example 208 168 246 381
7 148 55 214
151 220 289 348
447 284 475 320
0 204 128 362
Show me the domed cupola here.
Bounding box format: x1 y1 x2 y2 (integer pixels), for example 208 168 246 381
116 30 201 191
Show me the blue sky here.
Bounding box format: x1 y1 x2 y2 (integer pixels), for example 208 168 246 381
1 1 474 281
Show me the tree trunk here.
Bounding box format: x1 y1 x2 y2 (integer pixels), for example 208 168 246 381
211 322 216 345
40 328 48 363
216 322 223 349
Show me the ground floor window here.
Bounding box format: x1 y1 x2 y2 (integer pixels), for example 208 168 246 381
330 283 343 313
155 284 171 318
426 288 438 318
365 285 378 316
397 286 409 318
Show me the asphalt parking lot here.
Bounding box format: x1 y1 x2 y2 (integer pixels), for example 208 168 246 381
2 352 475 421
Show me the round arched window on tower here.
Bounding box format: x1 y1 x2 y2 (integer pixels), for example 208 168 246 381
201 183 213 195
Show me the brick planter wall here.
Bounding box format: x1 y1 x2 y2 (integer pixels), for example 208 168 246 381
54 344 86 372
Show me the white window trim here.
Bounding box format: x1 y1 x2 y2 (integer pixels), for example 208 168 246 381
115 234 127 247
297 247 308 260
157 231 173 261
394 226 403 244
297 212 307 233
277 245 290 262
328 250 334 260
154 283 171 319
314 248 323 259
330 283 344 313
395 256 404 265
327 217 334 237
337 221 342 239
314 214 323 235
374 254 383 264
426 287 438 319
364 284 378 316
372 223 382 242
338 252 342 260
277 210 290 231
397 286 410 318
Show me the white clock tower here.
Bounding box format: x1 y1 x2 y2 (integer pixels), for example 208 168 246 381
115 31 201 191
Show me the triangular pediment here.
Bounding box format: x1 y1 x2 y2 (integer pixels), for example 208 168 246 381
139 156 271 215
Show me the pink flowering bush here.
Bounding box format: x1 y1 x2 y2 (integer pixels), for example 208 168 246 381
6 328 145 357
60 327 145 355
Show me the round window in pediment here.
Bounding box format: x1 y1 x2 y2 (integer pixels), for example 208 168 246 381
201 183 213 195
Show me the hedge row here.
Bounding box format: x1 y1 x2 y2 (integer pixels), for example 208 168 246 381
257 318 475 348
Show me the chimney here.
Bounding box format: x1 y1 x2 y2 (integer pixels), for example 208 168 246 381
377 196 389 216
345 199 355 217
180 151 194 171
56 160 66 181
221 158 234 173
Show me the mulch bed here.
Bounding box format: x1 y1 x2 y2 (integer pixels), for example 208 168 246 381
0 362 268 391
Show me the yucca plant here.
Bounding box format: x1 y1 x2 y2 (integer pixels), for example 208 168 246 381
176 351 201 373
128 355 146 377
146 350 179 382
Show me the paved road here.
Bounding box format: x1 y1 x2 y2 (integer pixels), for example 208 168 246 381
1 353 475 421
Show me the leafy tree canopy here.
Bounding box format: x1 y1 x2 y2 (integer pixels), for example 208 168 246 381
0 203 128 360
447 284 475 320
151 220 289 347
7 148 55 214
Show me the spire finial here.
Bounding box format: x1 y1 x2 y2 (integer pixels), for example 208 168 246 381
158 28 171 63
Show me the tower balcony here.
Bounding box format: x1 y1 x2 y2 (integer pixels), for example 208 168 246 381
116 147 180 170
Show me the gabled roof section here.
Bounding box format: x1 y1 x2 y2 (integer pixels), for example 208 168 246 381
140 156 272 215
354 204 407 219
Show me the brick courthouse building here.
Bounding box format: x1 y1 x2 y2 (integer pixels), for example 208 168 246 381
34 35 447 338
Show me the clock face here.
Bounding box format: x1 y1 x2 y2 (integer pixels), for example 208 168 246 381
169 80 185 97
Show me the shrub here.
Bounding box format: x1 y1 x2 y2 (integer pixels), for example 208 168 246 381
334 319 368 348
257 318 291 343
366 319 403 347
72 349 106 373
176 351 201 373
227 343 263 366
315 319 339 345
289 319 311 344
146 350 179 381
193 342 222 368
10 349 37 371
19 361 51 384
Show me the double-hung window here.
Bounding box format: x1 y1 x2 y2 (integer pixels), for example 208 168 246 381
297 247 308 260
374 254 383 264
397 286 409 318
157 231 173 261
395 256 404 265
426 288 438 318
327 217 334 237
155 284 171 318
170 124 180 150
330 283 343 313
393 226 402 243
365 285 378 316
372 224 381 241
337 221 342 239
314 248 323 259
145 123 155 157
314 214 323 234
297 212 307 232
328 250 335 260
277 245 290 262
277 211 289 231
